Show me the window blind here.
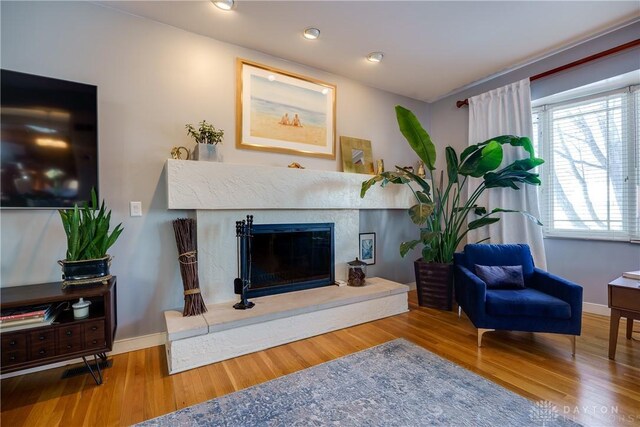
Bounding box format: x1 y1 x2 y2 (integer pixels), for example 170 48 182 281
533 85 639 241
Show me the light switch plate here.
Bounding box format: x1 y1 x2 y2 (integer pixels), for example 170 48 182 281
130 201 142 217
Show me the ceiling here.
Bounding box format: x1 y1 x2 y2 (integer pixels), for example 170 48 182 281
99 1 640 102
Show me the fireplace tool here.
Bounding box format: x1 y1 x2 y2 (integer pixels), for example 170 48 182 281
233 215 255 310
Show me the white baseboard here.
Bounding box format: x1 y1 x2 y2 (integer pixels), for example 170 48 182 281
0 332 166 380
582 302 610 317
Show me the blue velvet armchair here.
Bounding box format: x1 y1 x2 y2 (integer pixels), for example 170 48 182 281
454 243 583 354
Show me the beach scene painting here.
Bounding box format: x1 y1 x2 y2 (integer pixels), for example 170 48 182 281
237 59 336 159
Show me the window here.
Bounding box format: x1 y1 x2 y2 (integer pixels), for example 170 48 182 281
532 83 639 241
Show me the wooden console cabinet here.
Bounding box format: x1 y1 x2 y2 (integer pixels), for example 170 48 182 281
1 277 117 382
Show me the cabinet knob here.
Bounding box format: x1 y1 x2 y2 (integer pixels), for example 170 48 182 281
66 330 72 336
39 349 46 355
39 335 46 340
92 339 98 344
10 356 16 361
91 326 98 331
9 340 16 346
67 344 72 349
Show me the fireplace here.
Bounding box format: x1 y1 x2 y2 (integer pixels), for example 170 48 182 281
237 223 335 298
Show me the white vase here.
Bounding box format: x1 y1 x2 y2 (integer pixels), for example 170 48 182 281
194 143 219 161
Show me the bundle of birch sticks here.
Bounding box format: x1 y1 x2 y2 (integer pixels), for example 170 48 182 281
172 218 207 316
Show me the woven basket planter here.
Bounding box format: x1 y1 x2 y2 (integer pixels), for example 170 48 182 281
414 259 453 311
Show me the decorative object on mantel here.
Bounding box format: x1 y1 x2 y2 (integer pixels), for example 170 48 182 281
347 257 367 287
233 215 255 310
172 218 207 316
417 161 426 178
186 120 224 162
359 232 376 265
58 188 124 289
170 146 190 160
287 162 305 169
361 105 544 310
236 58 336 159
376 159 384 174
341 136 374 174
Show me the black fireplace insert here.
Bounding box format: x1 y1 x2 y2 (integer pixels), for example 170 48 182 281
238 222 335 298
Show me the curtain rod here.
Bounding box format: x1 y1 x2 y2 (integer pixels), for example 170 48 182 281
455 38 640 108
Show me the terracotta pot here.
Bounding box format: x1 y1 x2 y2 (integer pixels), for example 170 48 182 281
414 259 453 310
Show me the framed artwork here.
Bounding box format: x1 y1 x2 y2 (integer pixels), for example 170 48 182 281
236 58 336 159
341 136 374 174
359 232 376 265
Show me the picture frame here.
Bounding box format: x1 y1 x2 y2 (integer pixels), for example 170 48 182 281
359 232 376 265
236 58 337 159
341 136 374 174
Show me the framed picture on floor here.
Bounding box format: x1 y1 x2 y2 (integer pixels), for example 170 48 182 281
359 232 376 265
236 58 337 159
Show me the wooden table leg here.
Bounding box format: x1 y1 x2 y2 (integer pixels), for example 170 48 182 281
627 317 634 339
609 309 621 360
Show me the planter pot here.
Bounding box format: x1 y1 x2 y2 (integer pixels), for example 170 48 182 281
414 259 453 310
58 255 112 289
194 143 219 161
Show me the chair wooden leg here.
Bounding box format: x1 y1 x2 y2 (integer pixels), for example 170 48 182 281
477 328 494 347
569 335 576 357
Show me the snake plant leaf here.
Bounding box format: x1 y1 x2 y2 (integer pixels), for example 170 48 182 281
400 239 422 257
459 140 503 177
468 217 501 230
445 147 459 183
91 188 98 210
408 202 435 225
395 105 436 170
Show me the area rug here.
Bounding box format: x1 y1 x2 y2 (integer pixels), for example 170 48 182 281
138 339 579 426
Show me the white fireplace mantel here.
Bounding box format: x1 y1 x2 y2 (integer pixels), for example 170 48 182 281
165 159 414 210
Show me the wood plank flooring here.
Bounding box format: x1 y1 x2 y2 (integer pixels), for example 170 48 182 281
2 292 639 426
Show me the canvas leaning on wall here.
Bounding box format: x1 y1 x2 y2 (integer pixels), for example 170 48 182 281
236 58 336 159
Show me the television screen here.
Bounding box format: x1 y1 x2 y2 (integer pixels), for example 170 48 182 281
1 69 98 208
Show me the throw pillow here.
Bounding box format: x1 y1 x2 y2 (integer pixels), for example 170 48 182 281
474 264 525 289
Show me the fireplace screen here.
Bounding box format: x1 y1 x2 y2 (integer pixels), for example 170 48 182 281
242 223 335 298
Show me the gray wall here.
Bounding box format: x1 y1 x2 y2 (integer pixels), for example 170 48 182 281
429 21 640 305
0 2 428 339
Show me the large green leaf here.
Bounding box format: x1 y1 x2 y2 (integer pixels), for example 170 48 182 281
459 141 503 177
395 105 436 170
400 239 422 257
468 217 500 230
445 146 459 183
408 203 435 225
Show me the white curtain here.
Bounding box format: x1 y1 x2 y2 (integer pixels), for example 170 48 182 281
467 79 547 269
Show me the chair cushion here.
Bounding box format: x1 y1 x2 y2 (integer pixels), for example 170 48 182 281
475 265 525 289
485 288 571 319
463 244 535 279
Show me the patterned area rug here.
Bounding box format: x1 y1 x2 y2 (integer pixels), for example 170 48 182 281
138 339 579 426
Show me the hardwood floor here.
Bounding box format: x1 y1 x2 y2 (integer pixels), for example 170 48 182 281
2 291 639 426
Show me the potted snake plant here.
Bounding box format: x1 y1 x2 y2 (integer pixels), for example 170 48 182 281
58 189 123 288
361 106 544 310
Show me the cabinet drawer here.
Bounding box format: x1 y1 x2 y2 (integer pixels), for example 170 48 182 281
2 349 27 366
2 332 27 352
28 330 55 360
84 321 105 350
56 325 84 355
610 287 640 312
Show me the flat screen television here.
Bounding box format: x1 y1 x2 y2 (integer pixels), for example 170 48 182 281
1 69 98 208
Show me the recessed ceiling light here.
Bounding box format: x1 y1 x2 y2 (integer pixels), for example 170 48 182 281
212 0 235 11
303 28 321 40
367 52 384 63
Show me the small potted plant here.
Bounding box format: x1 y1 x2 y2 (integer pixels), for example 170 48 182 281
186 120 224 161
58 189 123 288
